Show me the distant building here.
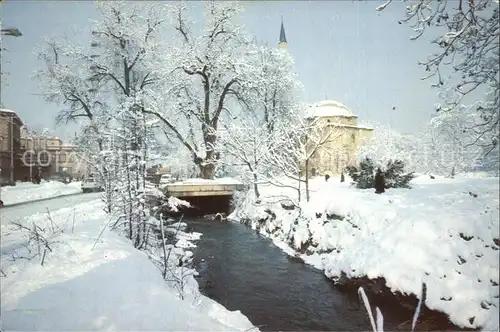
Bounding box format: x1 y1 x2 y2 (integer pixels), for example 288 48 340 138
278 18 287 49
0 108 23 184
274 22 373 176
304 100 373 176
19 129 86 180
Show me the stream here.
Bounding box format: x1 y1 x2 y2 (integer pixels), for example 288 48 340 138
188 218 416 331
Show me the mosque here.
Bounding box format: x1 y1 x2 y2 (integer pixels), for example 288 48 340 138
278 20 374 176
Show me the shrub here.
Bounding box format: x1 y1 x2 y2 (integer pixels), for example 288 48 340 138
348 158 414 189
345 165 359 182
384 160 414 189
346 158 375 189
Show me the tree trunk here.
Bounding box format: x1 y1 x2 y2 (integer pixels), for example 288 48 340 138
297 170 301 203
305 159 310 202
199 123 217 179
199 162 215 179
253 172 260 199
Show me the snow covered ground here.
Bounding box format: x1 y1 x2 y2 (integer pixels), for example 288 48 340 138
1 180 82 205
230 174 500 330
1 198 255 331
172 177 244 185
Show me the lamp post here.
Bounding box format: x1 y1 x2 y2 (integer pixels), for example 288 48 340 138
1 28 22 37
1 27 22 107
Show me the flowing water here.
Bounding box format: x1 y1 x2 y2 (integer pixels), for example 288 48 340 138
188 218 420 331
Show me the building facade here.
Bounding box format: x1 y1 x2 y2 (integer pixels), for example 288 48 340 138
305 100 373 176
19 129 86 180
275 23 374 177
0 109 24 184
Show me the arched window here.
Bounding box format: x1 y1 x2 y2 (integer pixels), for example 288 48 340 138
351 133 356 143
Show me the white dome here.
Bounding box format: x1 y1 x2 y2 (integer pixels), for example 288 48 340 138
306 100 356 118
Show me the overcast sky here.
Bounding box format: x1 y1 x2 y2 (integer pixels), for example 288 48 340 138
1 0 442 140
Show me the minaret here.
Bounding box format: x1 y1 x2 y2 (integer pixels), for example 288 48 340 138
278 16 287 49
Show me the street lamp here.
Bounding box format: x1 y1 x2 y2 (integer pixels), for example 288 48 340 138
1 28 22 37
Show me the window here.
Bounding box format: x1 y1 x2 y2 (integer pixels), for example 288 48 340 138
24 151 35 164
39 151 50 164
351 133 356 143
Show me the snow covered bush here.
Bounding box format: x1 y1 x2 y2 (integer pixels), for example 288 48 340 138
384 160 415 189
9 218 59 266
346 158 375 189
232 175 500 330
347 158 414 189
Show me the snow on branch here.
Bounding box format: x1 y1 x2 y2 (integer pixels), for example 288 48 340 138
376 0 499 154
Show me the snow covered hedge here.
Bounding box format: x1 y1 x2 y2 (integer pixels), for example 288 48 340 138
230 175 500 330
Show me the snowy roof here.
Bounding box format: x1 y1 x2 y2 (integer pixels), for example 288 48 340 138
305 100 357 118
0 108 23 124
357 124 374 130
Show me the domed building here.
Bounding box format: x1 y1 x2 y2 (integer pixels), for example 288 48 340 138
304 100 373 176
277 22 373 176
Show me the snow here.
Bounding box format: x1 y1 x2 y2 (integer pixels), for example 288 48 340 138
231 174 500 330
1 198 255 331
357 124 374 130
1 181 82 205
305 100 357 118
0 108 16 113
173 177 243 185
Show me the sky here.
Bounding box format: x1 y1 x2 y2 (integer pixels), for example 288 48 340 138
1 0 443 141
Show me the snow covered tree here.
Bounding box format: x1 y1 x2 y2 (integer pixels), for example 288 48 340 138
143 1 259 179
36 1 169 246
384 159 414 188
35 37 114 209
377 0 499 158
35 1 168 216
414 113 485 177
217 43 304 199
35 38 106 149
359 118 485 177
85 1 167 244
347 157 414 189
217 114 269 199
248 44 304 136
346 157 375 189
265 111 346 202
357 121 420 171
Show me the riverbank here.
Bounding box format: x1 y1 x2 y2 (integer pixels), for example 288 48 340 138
0 198 255 331
230 174 499 330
